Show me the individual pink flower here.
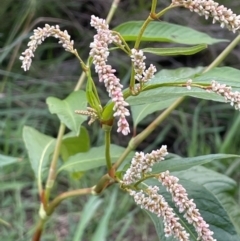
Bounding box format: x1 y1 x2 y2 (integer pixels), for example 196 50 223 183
89 15 130 135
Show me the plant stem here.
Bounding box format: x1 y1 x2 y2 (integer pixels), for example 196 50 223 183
151 0 157 14
93 174 114 194
155 4 178 19
113 97 184 169
47 188 92 216
45 123 66 203
103 125 113 171
32 219 45 241
106 0 120 24
134 16 152 49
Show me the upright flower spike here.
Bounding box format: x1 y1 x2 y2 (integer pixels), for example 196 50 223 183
171 0 240 33
19 24 75 71
122 145 168 185
89 15 130 135
130 186 190 241
131 49 157 83
158 171 216 241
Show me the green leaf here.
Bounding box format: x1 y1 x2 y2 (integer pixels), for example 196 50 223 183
142 44 207 56
145 172 239 241
22 126 55 179
0 154 20 167
58 144 127 173
175 166 240 236
194 66 240 88
46 90 87 136
114 21 228 45
127 67 240 106
73 196 103 241
131 97 178 127
61 127 90 161
152 154 240 173
91 189 117 241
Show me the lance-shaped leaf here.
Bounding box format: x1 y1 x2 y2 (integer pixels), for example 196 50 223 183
152 153 240 173
144 169 240 241
0 154 20 167
22 126 55 181
142 44 207 56
58 144 129 173
46 90 87 136
114 21 228 45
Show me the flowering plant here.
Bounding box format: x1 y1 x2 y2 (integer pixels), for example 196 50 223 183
15 0 240 240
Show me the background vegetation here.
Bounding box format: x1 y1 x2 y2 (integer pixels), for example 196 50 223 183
0 0 240 240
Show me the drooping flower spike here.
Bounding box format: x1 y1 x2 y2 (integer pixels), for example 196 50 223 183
89 15 130 135
172 0 240 33
20 24 75 71
130 186 190 241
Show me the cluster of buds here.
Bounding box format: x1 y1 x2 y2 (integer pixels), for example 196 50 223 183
89 15 130 135
122 145 168 185
75 107 99 125
19 24 75 71
123 147 216 241
210 80 240 109
171 0 240 33
130 49 157 83
158 171 216 241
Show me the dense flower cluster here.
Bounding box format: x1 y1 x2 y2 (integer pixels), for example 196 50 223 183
171 0 240 33
130 186 190 241
130 49 157 83
89 15 130 135
19 24 75 71
158 171 216 241
210 80 240 110
122 145 168 185
123 147 215 241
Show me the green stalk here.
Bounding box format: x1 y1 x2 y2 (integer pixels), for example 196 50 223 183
47 188 92 216
150 0 157 14
103 125 113 171
106 0 120 24
45 123 66 203
134 16 152 49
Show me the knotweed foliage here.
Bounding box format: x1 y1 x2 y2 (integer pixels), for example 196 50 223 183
17 1 240 241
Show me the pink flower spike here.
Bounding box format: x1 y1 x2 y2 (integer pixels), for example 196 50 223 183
89 15 130 135
158 171 216 241
172 0 240 33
